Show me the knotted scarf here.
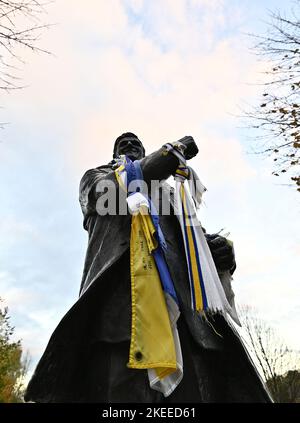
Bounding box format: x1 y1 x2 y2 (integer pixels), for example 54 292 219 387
114 149 240 396
115 156 183 397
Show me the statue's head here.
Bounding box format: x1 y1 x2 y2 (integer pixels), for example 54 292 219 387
113 132 145 161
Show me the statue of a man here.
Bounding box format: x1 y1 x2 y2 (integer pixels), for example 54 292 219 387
25 133 272 402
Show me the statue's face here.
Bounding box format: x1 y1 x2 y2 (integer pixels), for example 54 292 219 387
115 136 145 161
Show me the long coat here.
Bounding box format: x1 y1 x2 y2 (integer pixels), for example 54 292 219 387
25 148 272 402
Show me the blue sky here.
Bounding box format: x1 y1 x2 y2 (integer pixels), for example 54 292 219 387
0 0 299 378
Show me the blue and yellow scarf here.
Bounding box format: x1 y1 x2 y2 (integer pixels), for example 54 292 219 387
114 152 239 396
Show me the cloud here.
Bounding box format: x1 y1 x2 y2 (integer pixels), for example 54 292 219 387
2 0 267 188
0 218 38 248
1 0 299 373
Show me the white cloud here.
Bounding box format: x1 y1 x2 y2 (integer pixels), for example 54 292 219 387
128 0 144 14
1 0 299 372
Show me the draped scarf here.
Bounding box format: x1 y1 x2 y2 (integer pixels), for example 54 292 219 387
114 151 240 396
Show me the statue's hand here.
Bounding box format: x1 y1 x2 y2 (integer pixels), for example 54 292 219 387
205 233 236 275
177 136 199 160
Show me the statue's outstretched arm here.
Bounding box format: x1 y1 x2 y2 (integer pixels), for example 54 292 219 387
140 135 198 183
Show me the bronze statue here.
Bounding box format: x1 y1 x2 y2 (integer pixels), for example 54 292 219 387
25 133 272 402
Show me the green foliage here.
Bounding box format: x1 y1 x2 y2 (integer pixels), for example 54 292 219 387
0 299 28 403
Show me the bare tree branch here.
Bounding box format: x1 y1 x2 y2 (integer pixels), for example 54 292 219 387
0 0 51 92
238 305 300 402
243 2 300 191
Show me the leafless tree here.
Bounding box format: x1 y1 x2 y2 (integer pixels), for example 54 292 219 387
0 0 50 92
268 369 300 403
238 305 300 402
245 1 300 191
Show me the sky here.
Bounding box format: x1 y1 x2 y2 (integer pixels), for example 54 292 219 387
0 0 299 380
